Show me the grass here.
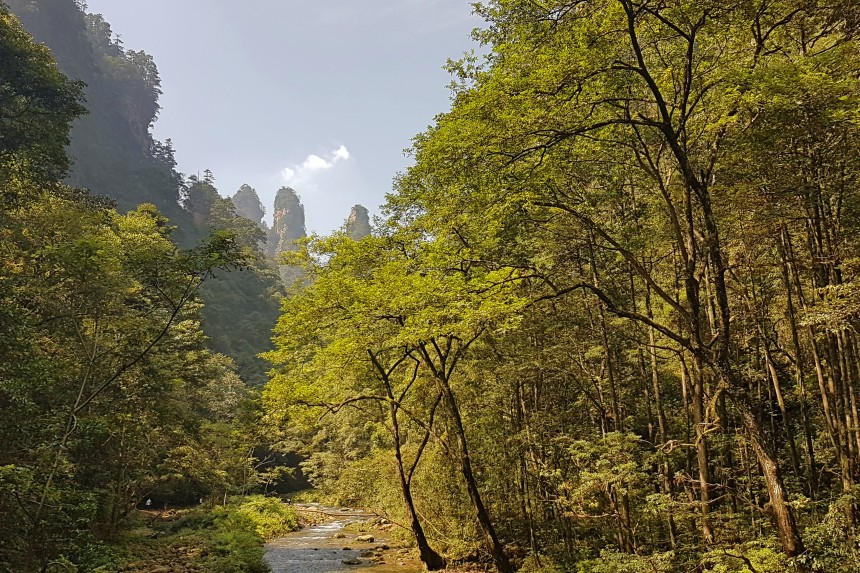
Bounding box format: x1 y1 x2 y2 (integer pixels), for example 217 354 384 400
112 496 299 573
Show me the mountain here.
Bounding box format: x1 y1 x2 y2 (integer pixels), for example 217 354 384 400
346 204 371 239
7 0 191 237
232 184 266 227
6 0 282 383
269 186 307 285
7 1 368 384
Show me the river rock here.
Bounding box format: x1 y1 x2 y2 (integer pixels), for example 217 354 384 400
374 544 389 550
356 534 375 543
333 532 346 538
342 558 362 565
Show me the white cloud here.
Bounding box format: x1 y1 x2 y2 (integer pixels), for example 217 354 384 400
281 145 351 186
333 145 350 161
303 154 330 171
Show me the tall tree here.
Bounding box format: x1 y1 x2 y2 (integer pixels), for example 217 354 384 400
0 4 85 188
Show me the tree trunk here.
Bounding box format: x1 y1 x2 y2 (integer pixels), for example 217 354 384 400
373 351 446 571
390 409 445 570
420 341 513 573
778 227 818 497
738 404 805 558
763 342 801 479
442 382 513 573
691 357 714 545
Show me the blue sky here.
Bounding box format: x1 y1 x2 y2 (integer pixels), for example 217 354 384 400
84 1 482 233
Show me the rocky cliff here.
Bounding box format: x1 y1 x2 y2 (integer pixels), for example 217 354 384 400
346 204 371 239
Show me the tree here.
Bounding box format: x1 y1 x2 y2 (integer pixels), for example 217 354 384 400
183 174 220 221
265 234 448 569
0 4 85 188
0 192 247 569
384 0 860 564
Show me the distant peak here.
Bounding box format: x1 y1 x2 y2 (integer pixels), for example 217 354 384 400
232 184 265 224
274 186 303 209
346 204 371 240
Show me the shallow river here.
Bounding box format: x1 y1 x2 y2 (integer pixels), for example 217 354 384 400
264 504 422 573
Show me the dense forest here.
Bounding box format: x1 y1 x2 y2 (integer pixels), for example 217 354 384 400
4 1 860 573
264 2 860 573
0 1 336 571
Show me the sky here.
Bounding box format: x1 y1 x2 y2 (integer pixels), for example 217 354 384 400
83 0 483 234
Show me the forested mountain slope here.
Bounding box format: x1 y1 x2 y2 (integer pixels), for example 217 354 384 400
6 0 287 383
7 0 374 385
8 0 189 226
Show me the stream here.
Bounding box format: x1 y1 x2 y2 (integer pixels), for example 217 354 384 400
264 504 422 573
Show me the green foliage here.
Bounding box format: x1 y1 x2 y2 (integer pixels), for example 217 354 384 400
0 3 280 571
559 433 648 514
116 499 289 573
576 551 675 573
201 523 267 573
326 450 402 511
0 5 85 186
0 188 253 570
171 497 296 572
701 543 790 573
266 1 860 572
799 492 860 573
518 553 565 573
224 495 299 540
10 0 860 570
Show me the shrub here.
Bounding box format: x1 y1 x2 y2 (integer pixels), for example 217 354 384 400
519 553 565 573
577 550 675 573
230 495 299 540
201 517 268 573
799 493 860 573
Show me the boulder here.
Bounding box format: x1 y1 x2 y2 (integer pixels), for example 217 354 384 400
356 534 375 543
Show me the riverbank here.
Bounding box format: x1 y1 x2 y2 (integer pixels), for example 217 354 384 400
112 496 298 573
